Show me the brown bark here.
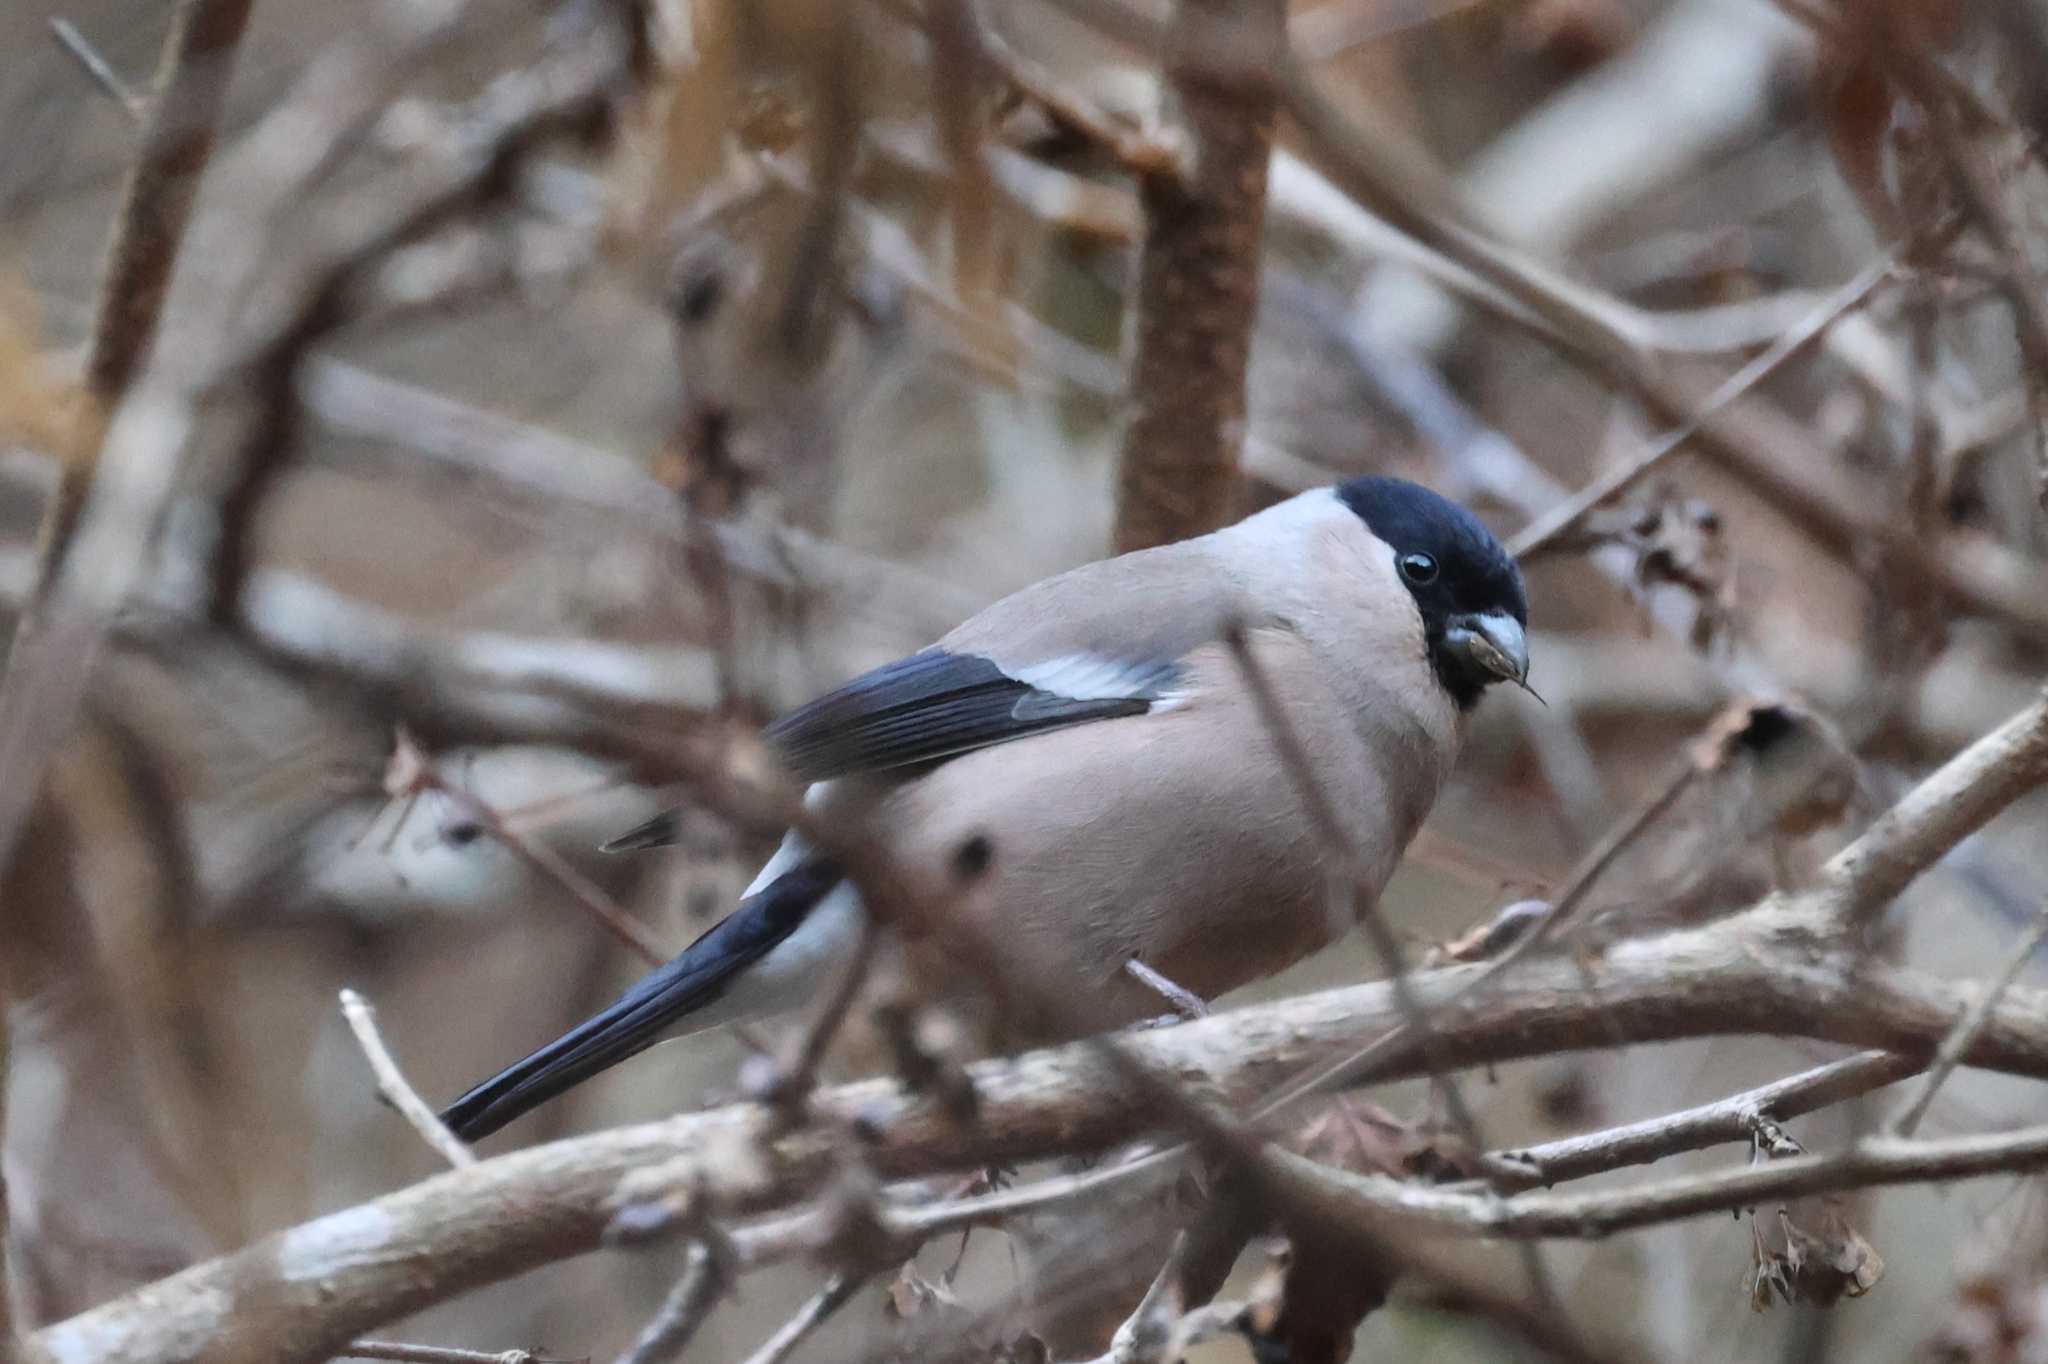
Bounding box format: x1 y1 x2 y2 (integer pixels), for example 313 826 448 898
1113 0 1283 553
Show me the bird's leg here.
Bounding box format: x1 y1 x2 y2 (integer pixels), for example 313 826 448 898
1124 957 1209 1024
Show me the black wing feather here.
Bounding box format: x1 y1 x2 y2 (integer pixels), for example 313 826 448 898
762 648 1155 783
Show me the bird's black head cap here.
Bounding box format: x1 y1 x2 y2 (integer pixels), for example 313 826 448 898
1336 475 1529 709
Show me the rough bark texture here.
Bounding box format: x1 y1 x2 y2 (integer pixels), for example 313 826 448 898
1113 0 1283 553
36 903 2048 1364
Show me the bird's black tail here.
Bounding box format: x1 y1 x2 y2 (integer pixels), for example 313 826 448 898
439 859 840 1141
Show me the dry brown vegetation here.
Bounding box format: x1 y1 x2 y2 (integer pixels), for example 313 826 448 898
4 0 2048 1361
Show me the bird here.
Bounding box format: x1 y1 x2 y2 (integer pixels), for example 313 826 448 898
440 476 1530 1141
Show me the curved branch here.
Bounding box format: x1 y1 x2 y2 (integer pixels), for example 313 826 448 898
1269 1118 2048 1239
1823 687 2048 925
35 908 2048 1364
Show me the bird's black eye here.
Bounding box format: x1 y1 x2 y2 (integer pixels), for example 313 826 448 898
1399 552 1439 585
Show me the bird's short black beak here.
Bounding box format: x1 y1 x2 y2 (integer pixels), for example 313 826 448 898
1443 611 1531 691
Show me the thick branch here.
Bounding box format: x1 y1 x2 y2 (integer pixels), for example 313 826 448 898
37 908 2048 1364
1113 0 1281 552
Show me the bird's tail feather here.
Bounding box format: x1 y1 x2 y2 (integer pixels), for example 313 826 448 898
439 858 840 1140
599 808 681 853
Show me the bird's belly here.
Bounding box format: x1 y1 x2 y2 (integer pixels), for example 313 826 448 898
861 705 1383 1035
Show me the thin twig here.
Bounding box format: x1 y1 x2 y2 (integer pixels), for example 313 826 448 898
1893 900 2048 1137
1267 1115 2048 1239
976 16 1188 178
737 1273 865 1364
1509 248 1903 559
769 911 880 1114
1494 1050 1922 1190
612 1240 729 1364
1084 1232 1188 1364
48 18 145 119
342 1343 569 1364
1124 959 1208 1020
381 729 667 966
1219 623 1485 1150
338 989 476 1169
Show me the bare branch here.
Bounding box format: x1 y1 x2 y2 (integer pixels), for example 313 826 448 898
1508 249 1902 559
47 18 146 121
380 730 669 967
51 887 2048 1364
1823 688 2048 926
612 1240 729 1364
342 1343 570 1364
1220 623 1523 1184
737 1273 864 1364
765 912 880 1115
86 0 257 411
1893 900 2048 1138
1494 1051 1922 1191
0 0 258 904
1112 0 1282 551
338 989 477 1171
1266 1117 2048 1239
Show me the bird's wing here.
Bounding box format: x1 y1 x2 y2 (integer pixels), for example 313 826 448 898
599 539 1244 852
761 647 1165 783
764 539 1241 784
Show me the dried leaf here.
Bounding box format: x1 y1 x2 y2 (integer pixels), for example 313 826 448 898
1777 1200 1886 1306
1289 1097 1467 1182
0 276 91 460
1746 1195 1884 1310
1570 485 1736 649
886 1261 962 1320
